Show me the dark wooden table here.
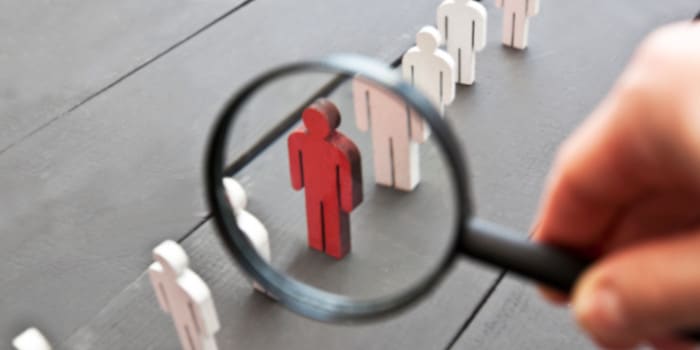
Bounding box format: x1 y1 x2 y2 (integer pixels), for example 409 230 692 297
1 1 697 348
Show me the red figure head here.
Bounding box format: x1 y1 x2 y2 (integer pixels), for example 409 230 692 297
302 99 341 139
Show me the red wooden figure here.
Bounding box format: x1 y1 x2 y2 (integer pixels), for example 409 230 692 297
288 99 363 259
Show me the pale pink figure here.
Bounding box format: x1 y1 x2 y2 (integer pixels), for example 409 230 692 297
149 241 220 350
353 78 428 191
496 0 540 49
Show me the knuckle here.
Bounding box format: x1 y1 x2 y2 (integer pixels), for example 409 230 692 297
634 24 697 74
586 262 620 293
638 24 684 59
621 23 700 107
622 26 683 88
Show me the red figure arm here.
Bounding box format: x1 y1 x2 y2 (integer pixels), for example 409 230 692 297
287 130 305 191
332 133 363 213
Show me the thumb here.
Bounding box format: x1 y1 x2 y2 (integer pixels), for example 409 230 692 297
571 230 700 348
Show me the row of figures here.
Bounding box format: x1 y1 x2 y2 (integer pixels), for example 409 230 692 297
9 3 542 348
10 178 264 350
495 0 541 49
146 178 271 350
11 178 268 350
291 0 540 259
373 0 540 199
363 0 541 197
406 0 541 101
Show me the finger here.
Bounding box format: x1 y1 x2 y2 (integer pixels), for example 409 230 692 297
648 336 695 350
537 285 569 305
534 22 700 252
599 191 700 252
571 230 700 347
533 86 649 251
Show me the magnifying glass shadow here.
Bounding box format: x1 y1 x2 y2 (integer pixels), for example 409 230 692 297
282 183 455 300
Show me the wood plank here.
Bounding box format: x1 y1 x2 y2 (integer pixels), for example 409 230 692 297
0 0 500 345
452 1 700 348
64 223 495 349
6 0 694 347
60 72 498 348
0 0 243 153
52 0 662 344
453 276 596 349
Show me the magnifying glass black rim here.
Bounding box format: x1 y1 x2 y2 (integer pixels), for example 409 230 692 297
204 54 473 322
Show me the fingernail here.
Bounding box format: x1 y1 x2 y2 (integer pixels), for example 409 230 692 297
574 287 626 339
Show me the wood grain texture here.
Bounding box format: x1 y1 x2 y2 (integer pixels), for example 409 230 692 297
64 222 494 350
4 0 697 348
0 0 241 153
0 0 498 346
454 276 596 349
60 70 497 348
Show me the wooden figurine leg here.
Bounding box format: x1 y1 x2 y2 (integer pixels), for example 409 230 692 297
393 135 420 191
305 198 324 252
322 197 350 259
177 323 196 350
458 48 477 85
447 45 461 84
201 335 218 350
502 11 515 47
371 131 393 187
512 13 530 49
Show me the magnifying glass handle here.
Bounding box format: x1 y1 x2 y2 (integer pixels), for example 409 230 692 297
463 218 587 293
462 217 700 341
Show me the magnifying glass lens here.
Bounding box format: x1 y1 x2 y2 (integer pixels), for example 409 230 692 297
209 56 700 343
220 68 460 301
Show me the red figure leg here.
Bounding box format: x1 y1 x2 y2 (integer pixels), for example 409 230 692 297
322 196 351 259
305 196 324 252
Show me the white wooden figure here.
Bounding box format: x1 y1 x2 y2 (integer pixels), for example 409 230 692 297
223 177 271 293
12 328 51 350
402 26 456 115
437 0 487 85
148 240 220 350
353 77 428 191
495 0 540 49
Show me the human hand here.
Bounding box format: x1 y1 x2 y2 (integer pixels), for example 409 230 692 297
533 22 700 349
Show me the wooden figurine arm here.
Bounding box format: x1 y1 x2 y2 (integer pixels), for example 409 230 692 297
352 78 370 132
147 263 171 313
334 138 363 212
181 272 221 336
473 3 488 51
528 0 540 16
442 65 456 105
436 6 448 43
409 105 430 143
287 132 305 190
401 53 414 83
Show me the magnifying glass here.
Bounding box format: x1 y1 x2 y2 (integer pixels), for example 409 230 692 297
204 54 700 340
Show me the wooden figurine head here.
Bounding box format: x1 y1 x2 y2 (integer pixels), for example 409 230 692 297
302 99 341 139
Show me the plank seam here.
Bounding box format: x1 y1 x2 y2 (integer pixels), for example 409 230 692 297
62 215 210 347
0 0 257 158
444 269 507 349
445 220 542 348
64 49 408 347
